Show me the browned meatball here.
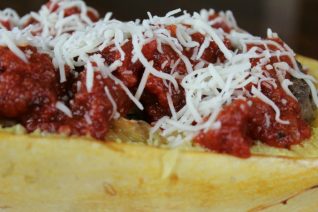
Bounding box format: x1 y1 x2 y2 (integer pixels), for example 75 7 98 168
290 62 316 123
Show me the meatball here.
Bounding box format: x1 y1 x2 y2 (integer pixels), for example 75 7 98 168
290 78 316 122
0 46 59 118
290 62 316 123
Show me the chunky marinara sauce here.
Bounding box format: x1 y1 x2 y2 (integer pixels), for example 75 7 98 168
195 39 312 158
0 6 313 158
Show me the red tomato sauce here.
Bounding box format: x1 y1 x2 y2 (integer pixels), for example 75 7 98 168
195 38 311 158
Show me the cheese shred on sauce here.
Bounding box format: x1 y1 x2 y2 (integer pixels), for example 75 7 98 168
0 0 317 147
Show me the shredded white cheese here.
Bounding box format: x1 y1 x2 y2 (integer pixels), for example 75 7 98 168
56 101 73 117
104 86 120 119
86 60 94 92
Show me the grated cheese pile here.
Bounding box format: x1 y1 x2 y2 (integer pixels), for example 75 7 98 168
0 8 20 29
0 0 317 147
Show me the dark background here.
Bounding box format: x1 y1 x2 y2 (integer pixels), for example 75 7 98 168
1 0 317 59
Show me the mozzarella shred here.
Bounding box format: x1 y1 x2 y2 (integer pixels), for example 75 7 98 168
86 60 94 92
56 101 73 118
251 86 289 125
0 2 317 148
104 86 120 119
0 31 28 63
0 8 20 29
135 62 152 100
108 73 144 110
